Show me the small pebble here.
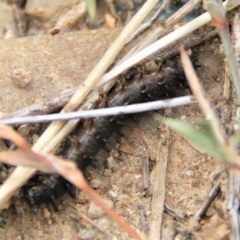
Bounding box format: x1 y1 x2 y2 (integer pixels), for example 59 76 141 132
90 179 101 189
18 124 31 136
43 208 51 219
234 124 240 131
205 207 215 217
11 68 31 88
103 169 111 177
105 13 116 28
185 170 193 177
145 60 158 73
96 216 112 230
88 199 113 219
107 156 119 169
108 190 118 199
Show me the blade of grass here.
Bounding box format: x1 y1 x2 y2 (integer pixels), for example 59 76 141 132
85 0 96 18
154 114 227 161
204 0 240 104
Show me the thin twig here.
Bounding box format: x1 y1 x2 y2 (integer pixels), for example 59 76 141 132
148 124 170 240
129 0 170 42
1 96 194 125
6 87 78 118
68 201 115 237
227 170 240 240
164 203 186 220
143 157 149 190
164 0 201 28
190 181 221 230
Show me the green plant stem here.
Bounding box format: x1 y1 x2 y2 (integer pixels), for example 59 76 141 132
204 0 240 104
219 29 240 105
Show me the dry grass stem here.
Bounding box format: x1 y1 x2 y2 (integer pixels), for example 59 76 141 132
180 46 227 148
227 170 240 239
124 0 202 63
190 179 222 230
1 96 194 125
129 0 170 42
148 126 170 240
164 0 202 28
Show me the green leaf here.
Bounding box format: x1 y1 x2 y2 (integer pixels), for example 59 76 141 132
154 114 229 162
86 0 96 18
204 0 226 23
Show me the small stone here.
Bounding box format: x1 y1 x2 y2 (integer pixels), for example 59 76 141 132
11 68 31 88
107 156 119 169
88 199 113 219
43 208 51 219
105 13 116 28
199 219 206 225
234 124 240 131
145 60 158 73
32 134 39 144
103 169 111 177
205 207 215 217
96 216 112 230
18 124 31 136
90 179 101 189
80 219 88 227
108 190 118 199
185 170 193 177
